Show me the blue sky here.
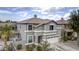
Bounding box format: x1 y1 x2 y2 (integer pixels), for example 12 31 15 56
0 7 79 21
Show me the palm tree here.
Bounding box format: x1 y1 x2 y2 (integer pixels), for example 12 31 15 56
0 24 15 50
69 10 79 46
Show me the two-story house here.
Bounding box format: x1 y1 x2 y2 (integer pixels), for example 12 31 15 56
17 15 61 45
0 16 72 45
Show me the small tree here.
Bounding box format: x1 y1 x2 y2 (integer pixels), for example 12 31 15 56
36 41 52 51
69 10 79 46
16 44 22 50
0 24 15 50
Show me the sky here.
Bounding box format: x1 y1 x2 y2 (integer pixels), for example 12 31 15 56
0 7 79 21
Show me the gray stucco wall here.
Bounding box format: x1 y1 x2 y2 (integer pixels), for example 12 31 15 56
35 21 59 30
17 21 62 44
44 21 58 30
17 24 27 43
35 25 44 30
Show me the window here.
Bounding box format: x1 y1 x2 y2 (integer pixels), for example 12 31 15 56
20 25 21 29
38 36 42 43
12 26 17 30
28 25 32 30
28 35 33 43
67 32 72 36
49 25 53 30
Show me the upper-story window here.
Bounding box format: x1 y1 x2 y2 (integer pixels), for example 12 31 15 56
49 25 54 30
12 26 17 30
28 25 32 30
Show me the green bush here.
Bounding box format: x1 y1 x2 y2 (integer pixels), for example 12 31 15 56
7 43 14 51
32 44 36 48
16 44 22 50
7 46 13 51
25 44 37 51
36 45 42 51
26 44 34 51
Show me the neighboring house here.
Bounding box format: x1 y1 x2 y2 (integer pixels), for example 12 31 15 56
17 16 62 45
57 18 74 40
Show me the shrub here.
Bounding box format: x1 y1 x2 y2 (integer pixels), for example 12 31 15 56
26 45 34 51
36 45 42 51
31 44 36 48
16 44 22 50
7 43 14 51
26 44 37 51
36 41 52 51
7 45 13 51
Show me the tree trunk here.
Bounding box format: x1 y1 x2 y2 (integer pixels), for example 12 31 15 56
77 32 79 47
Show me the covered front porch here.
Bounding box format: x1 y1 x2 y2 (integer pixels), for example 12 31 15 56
25 30 61 45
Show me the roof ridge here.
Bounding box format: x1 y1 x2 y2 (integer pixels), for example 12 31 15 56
18 17 51 24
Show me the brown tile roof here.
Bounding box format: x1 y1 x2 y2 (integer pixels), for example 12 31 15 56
56 18 68 25
18 17 68 25
19 18 51 24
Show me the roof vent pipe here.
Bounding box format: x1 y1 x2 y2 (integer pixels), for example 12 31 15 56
34 14 37 18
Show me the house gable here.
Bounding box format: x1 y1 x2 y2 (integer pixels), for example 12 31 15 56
35 20 58 30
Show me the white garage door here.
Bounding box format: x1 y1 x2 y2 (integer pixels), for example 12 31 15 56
47 37 60 44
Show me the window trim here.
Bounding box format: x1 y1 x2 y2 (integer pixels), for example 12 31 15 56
49 25 54 30
28 25 32 30
27 35 34 43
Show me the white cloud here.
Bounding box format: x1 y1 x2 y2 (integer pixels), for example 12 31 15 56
0 10 12 14
35 7 65 15
41 11 48 15
32 8 48 15
32 7 62 15
57 11 65 14
11 8 19 11
40 14 62 20
32 9 41 12
48 14 62 20
39 7 51 11
32 7 66 16
18 14 32 21
16 11 28 17
63 13 70 20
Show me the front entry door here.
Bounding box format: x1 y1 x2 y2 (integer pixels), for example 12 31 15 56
38 36 42 43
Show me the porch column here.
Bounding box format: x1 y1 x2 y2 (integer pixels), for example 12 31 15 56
34 32 38 43
35 35 38 43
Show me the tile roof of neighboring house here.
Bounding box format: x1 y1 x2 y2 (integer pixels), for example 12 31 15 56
19 18 51 24
56 18 68 25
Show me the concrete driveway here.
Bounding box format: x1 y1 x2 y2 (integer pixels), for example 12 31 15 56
52 41 79 51
63 41 79 50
